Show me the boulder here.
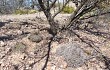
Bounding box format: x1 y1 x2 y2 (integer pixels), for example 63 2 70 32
56 42 99 68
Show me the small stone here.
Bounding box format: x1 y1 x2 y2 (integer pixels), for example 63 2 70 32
17 30 23 35
28 34 43 43
0 41 6 47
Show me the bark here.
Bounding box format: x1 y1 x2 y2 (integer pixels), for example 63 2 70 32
38 0 59 36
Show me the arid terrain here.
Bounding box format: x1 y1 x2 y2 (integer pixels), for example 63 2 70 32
0 13 110 70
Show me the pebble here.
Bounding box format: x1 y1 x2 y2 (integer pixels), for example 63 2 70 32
0 41 5 47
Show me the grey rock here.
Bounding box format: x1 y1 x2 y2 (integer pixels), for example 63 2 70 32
0 41 6 47
56 42 98 68
28 34 43 43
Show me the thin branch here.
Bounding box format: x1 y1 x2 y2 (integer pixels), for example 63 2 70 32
68 0 87 22
52 0 70 18
63 0 87 29
80 10 110 20
49 0 57 9
38 0 46 11
65 0 99 29
42 35 55 70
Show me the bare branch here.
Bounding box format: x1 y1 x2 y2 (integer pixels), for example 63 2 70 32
52 0 70 18
65 0 99 29
80 10 110 20
38 0 46 11
49 0 57 9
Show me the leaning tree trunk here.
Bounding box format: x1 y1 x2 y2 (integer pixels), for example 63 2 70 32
38 0 59 36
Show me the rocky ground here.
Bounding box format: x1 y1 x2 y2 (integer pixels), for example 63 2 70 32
0 13 110 70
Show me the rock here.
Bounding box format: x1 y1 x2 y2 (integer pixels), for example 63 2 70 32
28 34 43 43
17 30 23 35
0 41 6 47
56 42 99 68
13 42 26 53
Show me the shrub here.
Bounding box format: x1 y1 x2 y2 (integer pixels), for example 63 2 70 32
14 9 37 15
13 42 26 53
28 10 37 14
62 6 75 14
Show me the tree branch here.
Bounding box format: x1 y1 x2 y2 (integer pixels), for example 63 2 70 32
80 10 110 20
65 0 99 29
38 0 46 11
52 0 70 18
49 0 57 9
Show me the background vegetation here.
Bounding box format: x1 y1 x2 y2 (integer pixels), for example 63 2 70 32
62 6 74 14
14 9 37 15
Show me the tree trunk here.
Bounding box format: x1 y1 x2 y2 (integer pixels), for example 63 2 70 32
45 12 58 36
